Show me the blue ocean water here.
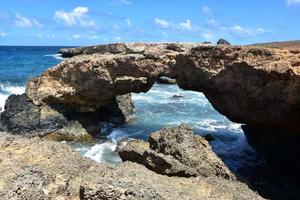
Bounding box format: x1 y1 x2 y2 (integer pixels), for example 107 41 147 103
0 46 64 109
0 46 262 173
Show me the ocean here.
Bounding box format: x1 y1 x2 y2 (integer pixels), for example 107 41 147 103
0 46 262 174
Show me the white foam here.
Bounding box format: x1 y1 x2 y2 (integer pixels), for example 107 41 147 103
83 129 126 163
195 119 242 133
44 54 64 60
84 141 121 163
3 85 25 95
0 84 26 111
0 93 8 111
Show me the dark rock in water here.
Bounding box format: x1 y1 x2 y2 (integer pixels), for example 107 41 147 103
172 94 184 99
0 93 135 141
118 124 235 180
157 76 177 84
217 39 231 45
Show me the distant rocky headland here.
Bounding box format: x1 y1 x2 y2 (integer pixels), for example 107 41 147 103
1 41 300 199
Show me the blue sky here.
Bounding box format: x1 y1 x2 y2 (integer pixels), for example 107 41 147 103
0 0 300 46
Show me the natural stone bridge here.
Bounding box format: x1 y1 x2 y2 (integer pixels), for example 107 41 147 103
2 42 300 169
28 43 300 132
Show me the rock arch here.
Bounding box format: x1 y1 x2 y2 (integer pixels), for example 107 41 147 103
2 42 300 169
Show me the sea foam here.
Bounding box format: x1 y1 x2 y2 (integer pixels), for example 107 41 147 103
44 54 64 60
0 83 25 110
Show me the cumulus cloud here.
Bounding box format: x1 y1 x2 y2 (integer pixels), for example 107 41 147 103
125 18 132 27
231 25 268 37
286 0 300 5
54 6 96 28
73 34 81 39
15 13 44 28
201 32 213 40
202 6 213 15
154 18 170 28
178 19 192 30
154 18 195 31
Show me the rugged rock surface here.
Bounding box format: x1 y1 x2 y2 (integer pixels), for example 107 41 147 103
0 131 264 199
28 43 300 133
0 93 134 141
118 124 235 180
5 42 300 169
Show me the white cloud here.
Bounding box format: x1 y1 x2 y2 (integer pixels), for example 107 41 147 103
154 18 196 31
232 25 251 36
202 32 213 40
54 6 96 28
73 34 81 39
113 36 122 41
286 0 300 5
88 35 99 39
154 18 170 28
206 19 216 26
15 13 44 28
178 19 192 31
125 18 132 27
202 6 213 15
231 25 268 37
0 32 6 37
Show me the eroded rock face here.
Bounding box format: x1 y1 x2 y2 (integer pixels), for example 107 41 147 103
27 43 198 110
0 131 264 200
118 124 235 179
175 45 300 132
27 43 300 133
0 93 134 141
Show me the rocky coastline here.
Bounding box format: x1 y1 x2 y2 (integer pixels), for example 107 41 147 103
0 125 264 199
1 42 300 199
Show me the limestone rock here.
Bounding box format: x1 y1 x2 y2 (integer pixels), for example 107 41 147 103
118 124 235 180
0 132 264 200
29 43 300 133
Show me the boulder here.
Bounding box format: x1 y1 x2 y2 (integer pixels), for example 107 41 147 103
0 93 134 141
118 124 235 180
0 131 264 200
157 76 177 84
0 94 40 134
217 39 231 45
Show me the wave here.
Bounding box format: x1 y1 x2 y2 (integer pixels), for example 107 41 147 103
0 83 25 110
44 54 64 60
83 129 126 164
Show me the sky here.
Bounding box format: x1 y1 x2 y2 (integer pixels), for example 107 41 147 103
0 0 300 46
